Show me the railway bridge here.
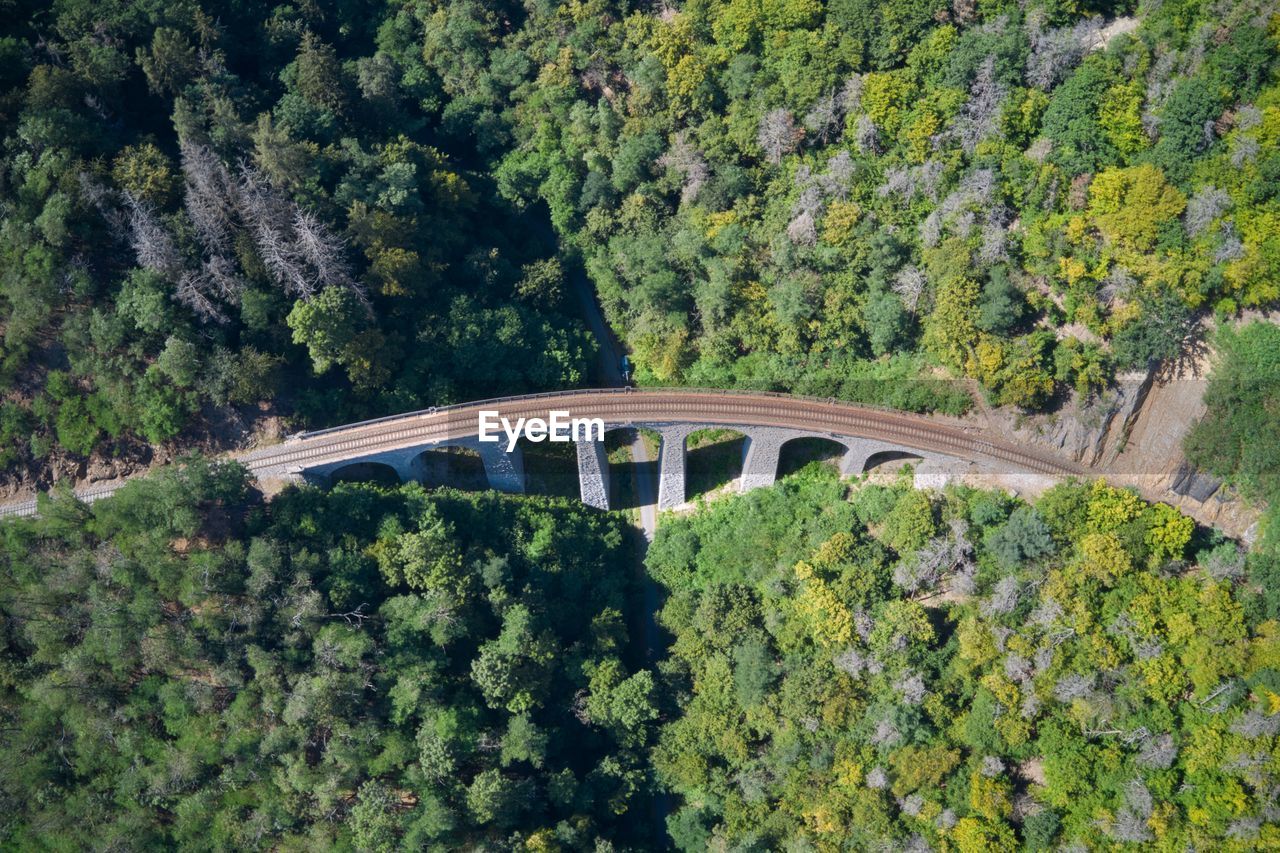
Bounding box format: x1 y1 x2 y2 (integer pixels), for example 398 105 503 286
0 389 1087 519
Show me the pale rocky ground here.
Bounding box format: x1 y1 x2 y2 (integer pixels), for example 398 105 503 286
955 338 1261 542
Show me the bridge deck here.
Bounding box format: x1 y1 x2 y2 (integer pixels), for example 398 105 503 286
1 389 1087 518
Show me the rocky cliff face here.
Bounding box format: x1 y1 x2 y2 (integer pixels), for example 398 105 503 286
976 362 1265 540
991 368 1154 467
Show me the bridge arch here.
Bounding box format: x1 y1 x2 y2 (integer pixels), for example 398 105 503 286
410 445 489 491
686 428 748 500
327 461 402 487
777 435 851 479
861 449 927 474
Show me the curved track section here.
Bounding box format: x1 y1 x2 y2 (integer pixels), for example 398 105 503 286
240 389 1084 479
1 389 1086 519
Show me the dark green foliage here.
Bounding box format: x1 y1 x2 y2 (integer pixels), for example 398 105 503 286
865 287 915 355
4 0 1278 482
1111 290 1196 370
1022 807 1062 850
984 505 1056 568
1149 77 1222 183
1040 59 1119 176
1185 322 1280 581
977 267 1026 336
0 0 592 477
1185 322 1280 503
0 462 654 848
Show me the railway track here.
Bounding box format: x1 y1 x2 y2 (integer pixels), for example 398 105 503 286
1 389 1086 519
239 389 1084 478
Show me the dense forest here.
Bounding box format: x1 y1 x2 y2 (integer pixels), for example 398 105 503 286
1186 320 1280 608
649 467 1279 849
3 0 1280 847
4 0 1280 481
2 462 1277 848
489 0 1280 404
0 0 597 486
0 462 659 848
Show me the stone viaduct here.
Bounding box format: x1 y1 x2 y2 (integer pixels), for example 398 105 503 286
302 423 952 511
0 389 1085 519
241 389 1082 511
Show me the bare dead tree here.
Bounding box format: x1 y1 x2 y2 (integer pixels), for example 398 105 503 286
1110 808 1153 843
898 521 972 595
892 265 927 314
176 269 230 324
657 131 709 206
758 108 801 164
952 56 1006 154
1143 51 1180 137
1004 654 1034 683
854 608 875 642
236 163 312 298
237 163 366 305
1054 673 1096 702
792 184 823 218
838 74 863 115
819 150 856 199
1215 221 1245 264
180 140 237 255
126 195 183 278
804 91 843 145
1226 818 1262 840
979 220 1010 264
878 167 915 199
901 835 930 853
865 766 888 789
1231 710 1280 739
1108 779 1155 842
78 173 130 238
895 671 928 705
871 718 902 747
786 210 817 246
1026 12 1101 90
1122 726 1150 746
833 647 869 677
1099 266 1135 305
1184 185 1232 238
854 114 882 155
921 168 998 247
293 208 358 293
201 254 245 301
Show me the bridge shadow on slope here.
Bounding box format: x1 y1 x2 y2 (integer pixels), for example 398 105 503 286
606 428 660 511
685 428 746 500
777 437 848 479
328 461 402 488
518 438 580 499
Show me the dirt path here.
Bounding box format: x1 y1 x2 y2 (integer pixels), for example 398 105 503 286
570 264 670 840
